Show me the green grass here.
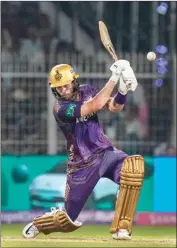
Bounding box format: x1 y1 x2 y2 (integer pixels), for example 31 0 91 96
1 224 176 247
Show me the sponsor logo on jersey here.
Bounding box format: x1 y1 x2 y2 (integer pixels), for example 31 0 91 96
76 112 96 123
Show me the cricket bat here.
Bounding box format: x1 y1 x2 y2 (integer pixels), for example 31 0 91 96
98 21 118 61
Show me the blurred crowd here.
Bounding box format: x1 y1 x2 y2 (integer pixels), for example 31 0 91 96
1 2 176 156
2 2 52 70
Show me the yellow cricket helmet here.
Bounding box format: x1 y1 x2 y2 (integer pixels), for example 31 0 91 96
49 64 79 88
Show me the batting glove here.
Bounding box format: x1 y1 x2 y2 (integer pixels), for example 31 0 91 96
110 60 130 74
118 66 138 95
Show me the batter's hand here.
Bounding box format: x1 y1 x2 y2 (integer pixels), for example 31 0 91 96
119 66 138 94
110 60 131 84
110 60 138 95
110 60 138 93
110 60 130 74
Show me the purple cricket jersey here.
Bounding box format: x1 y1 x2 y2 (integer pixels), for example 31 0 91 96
53 84 114 166
53 84 129 221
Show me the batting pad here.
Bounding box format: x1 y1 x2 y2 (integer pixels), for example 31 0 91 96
110 155 144 234
33 209 82 235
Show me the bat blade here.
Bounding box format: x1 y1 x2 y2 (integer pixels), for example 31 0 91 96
98 21 118 61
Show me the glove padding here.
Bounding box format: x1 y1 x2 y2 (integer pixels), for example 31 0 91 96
110 60 131 84
33 208 82 235
110 60 130 74
118 66 138 95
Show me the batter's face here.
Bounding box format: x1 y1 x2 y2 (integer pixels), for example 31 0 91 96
56 82 75 100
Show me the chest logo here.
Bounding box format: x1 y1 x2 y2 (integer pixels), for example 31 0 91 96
66 104 76 117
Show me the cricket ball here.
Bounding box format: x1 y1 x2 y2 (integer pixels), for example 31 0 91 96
147 51 156 61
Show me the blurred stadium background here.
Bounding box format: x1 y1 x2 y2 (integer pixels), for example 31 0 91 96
1 0 176 232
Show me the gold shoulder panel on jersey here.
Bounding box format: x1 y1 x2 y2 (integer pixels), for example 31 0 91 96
54 101 61 113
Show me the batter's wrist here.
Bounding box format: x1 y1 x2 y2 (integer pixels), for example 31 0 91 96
110 74 120 84
114 91 127 105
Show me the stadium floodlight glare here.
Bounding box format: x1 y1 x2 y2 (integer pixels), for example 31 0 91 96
155 57 168 75
155 58 168 66
157 66 168 75
156 2 168 15
154 79 164 87
155 45 168 55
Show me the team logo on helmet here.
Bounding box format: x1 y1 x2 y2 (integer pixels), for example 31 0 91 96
54 70 63 81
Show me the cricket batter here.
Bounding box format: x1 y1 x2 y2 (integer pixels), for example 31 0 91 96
23 60 144 240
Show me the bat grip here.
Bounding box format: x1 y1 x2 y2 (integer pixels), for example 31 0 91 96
114 55 119 61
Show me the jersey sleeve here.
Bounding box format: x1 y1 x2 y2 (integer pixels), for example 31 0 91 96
87 84 99 97
53 100 82 120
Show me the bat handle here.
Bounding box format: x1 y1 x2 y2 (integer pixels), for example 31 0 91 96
113 55 119 61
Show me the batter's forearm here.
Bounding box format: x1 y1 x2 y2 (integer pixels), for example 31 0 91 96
107 97 124 113
80 77 118 117
107 91 127 113
112 103 124 112
93 79 117 110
